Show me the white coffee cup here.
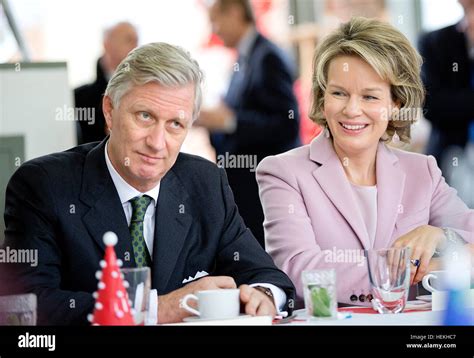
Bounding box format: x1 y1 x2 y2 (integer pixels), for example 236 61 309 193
431 290 448 311
422 270 446 293
181 289 240 320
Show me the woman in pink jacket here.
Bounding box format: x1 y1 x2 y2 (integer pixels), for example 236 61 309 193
256 17 473 306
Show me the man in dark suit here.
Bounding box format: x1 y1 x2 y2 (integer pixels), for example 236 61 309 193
198 0 300 248
2 42 295 325
75 22 138 144
418 0 474 163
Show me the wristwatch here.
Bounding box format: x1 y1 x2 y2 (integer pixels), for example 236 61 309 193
254 286 274 301
435 227 467 256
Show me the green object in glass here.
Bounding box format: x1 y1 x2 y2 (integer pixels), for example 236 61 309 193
310 286 332 317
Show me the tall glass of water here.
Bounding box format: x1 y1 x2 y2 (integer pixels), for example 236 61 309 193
120 267 151 325
365 247 410 314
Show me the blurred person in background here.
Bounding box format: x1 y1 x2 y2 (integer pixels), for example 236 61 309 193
257 17 474 306
419 0 474 167
75 21 138 144
199 0 300 248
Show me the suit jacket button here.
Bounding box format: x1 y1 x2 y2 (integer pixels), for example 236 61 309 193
350 294 358 302
359 294 366 302
366 294 373 302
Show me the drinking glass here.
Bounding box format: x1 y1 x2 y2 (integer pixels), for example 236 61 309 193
120 267 151 325
302 269 337 319
0 293 37 326
365 247 410 314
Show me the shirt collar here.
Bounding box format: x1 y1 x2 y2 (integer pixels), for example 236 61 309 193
104 141 160 206
236 26 258 60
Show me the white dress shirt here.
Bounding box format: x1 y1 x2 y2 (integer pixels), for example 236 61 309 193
105 142 287 315
105 142 160 255
237 26 258 60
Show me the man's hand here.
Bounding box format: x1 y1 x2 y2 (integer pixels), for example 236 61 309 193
391 225 446 285
158 276 236 323
239 284 276 317
197 103 235 131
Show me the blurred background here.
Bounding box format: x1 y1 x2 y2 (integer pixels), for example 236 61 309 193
1 0 473 239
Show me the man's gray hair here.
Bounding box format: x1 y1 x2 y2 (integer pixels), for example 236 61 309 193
105 42 203 121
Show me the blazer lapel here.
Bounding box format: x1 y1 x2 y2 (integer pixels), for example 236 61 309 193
79 139 135 267
374 143 406 249
224 33 262 107
151 166 192 293
310 135 371 249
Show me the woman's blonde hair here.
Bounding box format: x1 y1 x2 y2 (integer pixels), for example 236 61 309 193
309 17 425 143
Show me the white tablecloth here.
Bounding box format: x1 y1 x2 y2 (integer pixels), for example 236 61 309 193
288 308 443 325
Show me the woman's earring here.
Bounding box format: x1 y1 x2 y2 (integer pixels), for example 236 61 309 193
324 125 330 138
392 130 400 143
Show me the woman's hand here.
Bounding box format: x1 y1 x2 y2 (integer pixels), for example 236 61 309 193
391 225 446 285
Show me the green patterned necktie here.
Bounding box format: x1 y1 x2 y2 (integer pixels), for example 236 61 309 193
129 195 152 267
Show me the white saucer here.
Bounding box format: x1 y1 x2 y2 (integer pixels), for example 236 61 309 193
183 314 250 322
416 295 432 302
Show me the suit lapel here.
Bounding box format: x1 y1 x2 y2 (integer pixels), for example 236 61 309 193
374 143 406 249
224 33 262 107
310 136 371 249
225 57 247 106
79 138 135 267
151 166 192 293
